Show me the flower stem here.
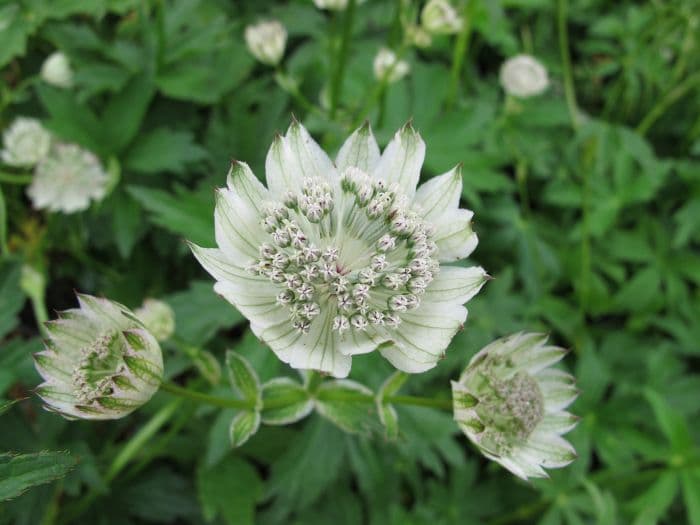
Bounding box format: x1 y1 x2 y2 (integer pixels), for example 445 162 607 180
159 381 254 410
329 0 356 119
446 0 473 109
0 172 33 184
557 0 580 130
636 71 700 136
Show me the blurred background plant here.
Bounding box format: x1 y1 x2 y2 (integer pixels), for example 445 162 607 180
0 0 699 523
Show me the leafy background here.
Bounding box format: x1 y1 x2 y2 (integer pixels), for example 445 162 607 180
1 0 699 523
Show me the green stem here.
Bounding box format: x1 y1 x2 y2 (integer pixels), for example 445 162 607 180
159 381 254 409
516 159 530 217
0 172 33 184
636 71 700 136
446 0 473 108
557 0 580 129
28 292 49 338
329 0 356 119
386 394 453 410
0 185 8 257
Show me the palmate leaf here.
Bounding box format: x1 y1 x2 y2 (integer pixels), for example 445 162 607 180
0 451 77 501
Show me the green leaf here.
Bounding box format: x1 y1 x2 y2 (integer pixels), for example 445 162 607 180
196 454 262 525
0 260 25 340
124 127 208 174
229 410 260 448
315 380 378 435
101 73 155 154
0 451 77 501
375 371 407 440
682 469 700 525
191 349 221 385
644 389 693 453
225 351 261 408
261 377 313 425
0 5 32 68
630 472 679 525
0 185 6 255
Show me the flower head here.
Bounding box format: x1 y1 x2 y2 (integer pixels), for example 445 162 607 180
452 332 578 479
191 121 486 378
27 143 109 214
40 51 74 89
34 294 164 420
499 54 549 98
244 20 287 67
373 48 410 83
135 299 176 342
1 117 52 167
421 0 463 35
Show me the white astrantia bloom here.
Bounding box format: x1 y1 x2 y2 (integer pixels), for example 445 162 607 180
499 54 549 98
135 299 176 342
34 294 164 420
191 120 487 378
244 20 287 67
40 51 74 88
373 48 410 83
1 117 52 167
452 332 578 479
27 143 109 214
421 0 463 35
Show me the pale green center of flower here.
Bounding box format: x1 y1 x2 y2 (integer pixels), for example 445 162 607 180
72 331 125 404
247 168 440 334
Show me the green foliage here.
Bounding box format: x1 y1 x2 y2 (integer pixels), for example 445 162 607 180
1 0 699 523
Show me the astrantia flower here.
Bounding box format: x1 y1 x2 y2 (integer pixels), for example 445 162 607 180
373 48 410 83
1 117 52 167
135 299 176 342
499 54 549 98
40 51 74 89
244 20 287 67
34 294 164 420
421 0 463 35
27 143 109 214
452 332 578 479
191 121 487 378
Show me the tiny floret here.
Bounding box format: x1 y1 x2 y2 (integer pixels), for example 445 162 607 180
34 294 164 420
27 143 109 214
499 54 549 98
1 117 52 167
40 51 74 89
190 121 487 378
452 332 578 479
244 20 287 67
421 0 463 35
135 299 176 342
373 48 410 83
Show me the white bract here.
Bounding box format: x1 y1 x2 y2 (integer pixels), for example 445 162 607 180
313 0 348 9
40 51 74 88
421 0 463 35
452 332 578 479
191 121 486 378
1 117 52 167
34 294 164 420
135 299 176 342
499 54 549 98
373 48 410 83
244 20 287 67
27 143 109 214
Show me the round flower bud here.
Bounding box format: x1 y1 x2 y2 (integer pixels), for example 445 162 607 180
244 20 287 67
26 143 109 214
40 51 74 89
34 294 164 420
452 332 578 479
421 0 463 35
499 54 549 98
373 48 410 83
135 299 176 342
405 24 432 48
1 118 52 168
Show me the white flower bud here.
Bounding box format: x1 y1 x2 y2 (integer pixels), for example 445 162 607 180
1 118 52 167
373 48 410 83
404 24 432 48
499 54 549 98
34 294 164 420
40 51 74 89
421 0 463 35
245 20 287 67
135 299 176 342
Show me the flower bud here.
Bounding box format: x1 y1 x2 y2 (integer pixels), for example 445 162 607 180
244 20 287 67
404 24 432 48
135 299 176 342
34 294 164 420
499 54 549 98
420 0 463 35
452 332 578 479
373 48 410 83
1 118 52 168
40 51 74 89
